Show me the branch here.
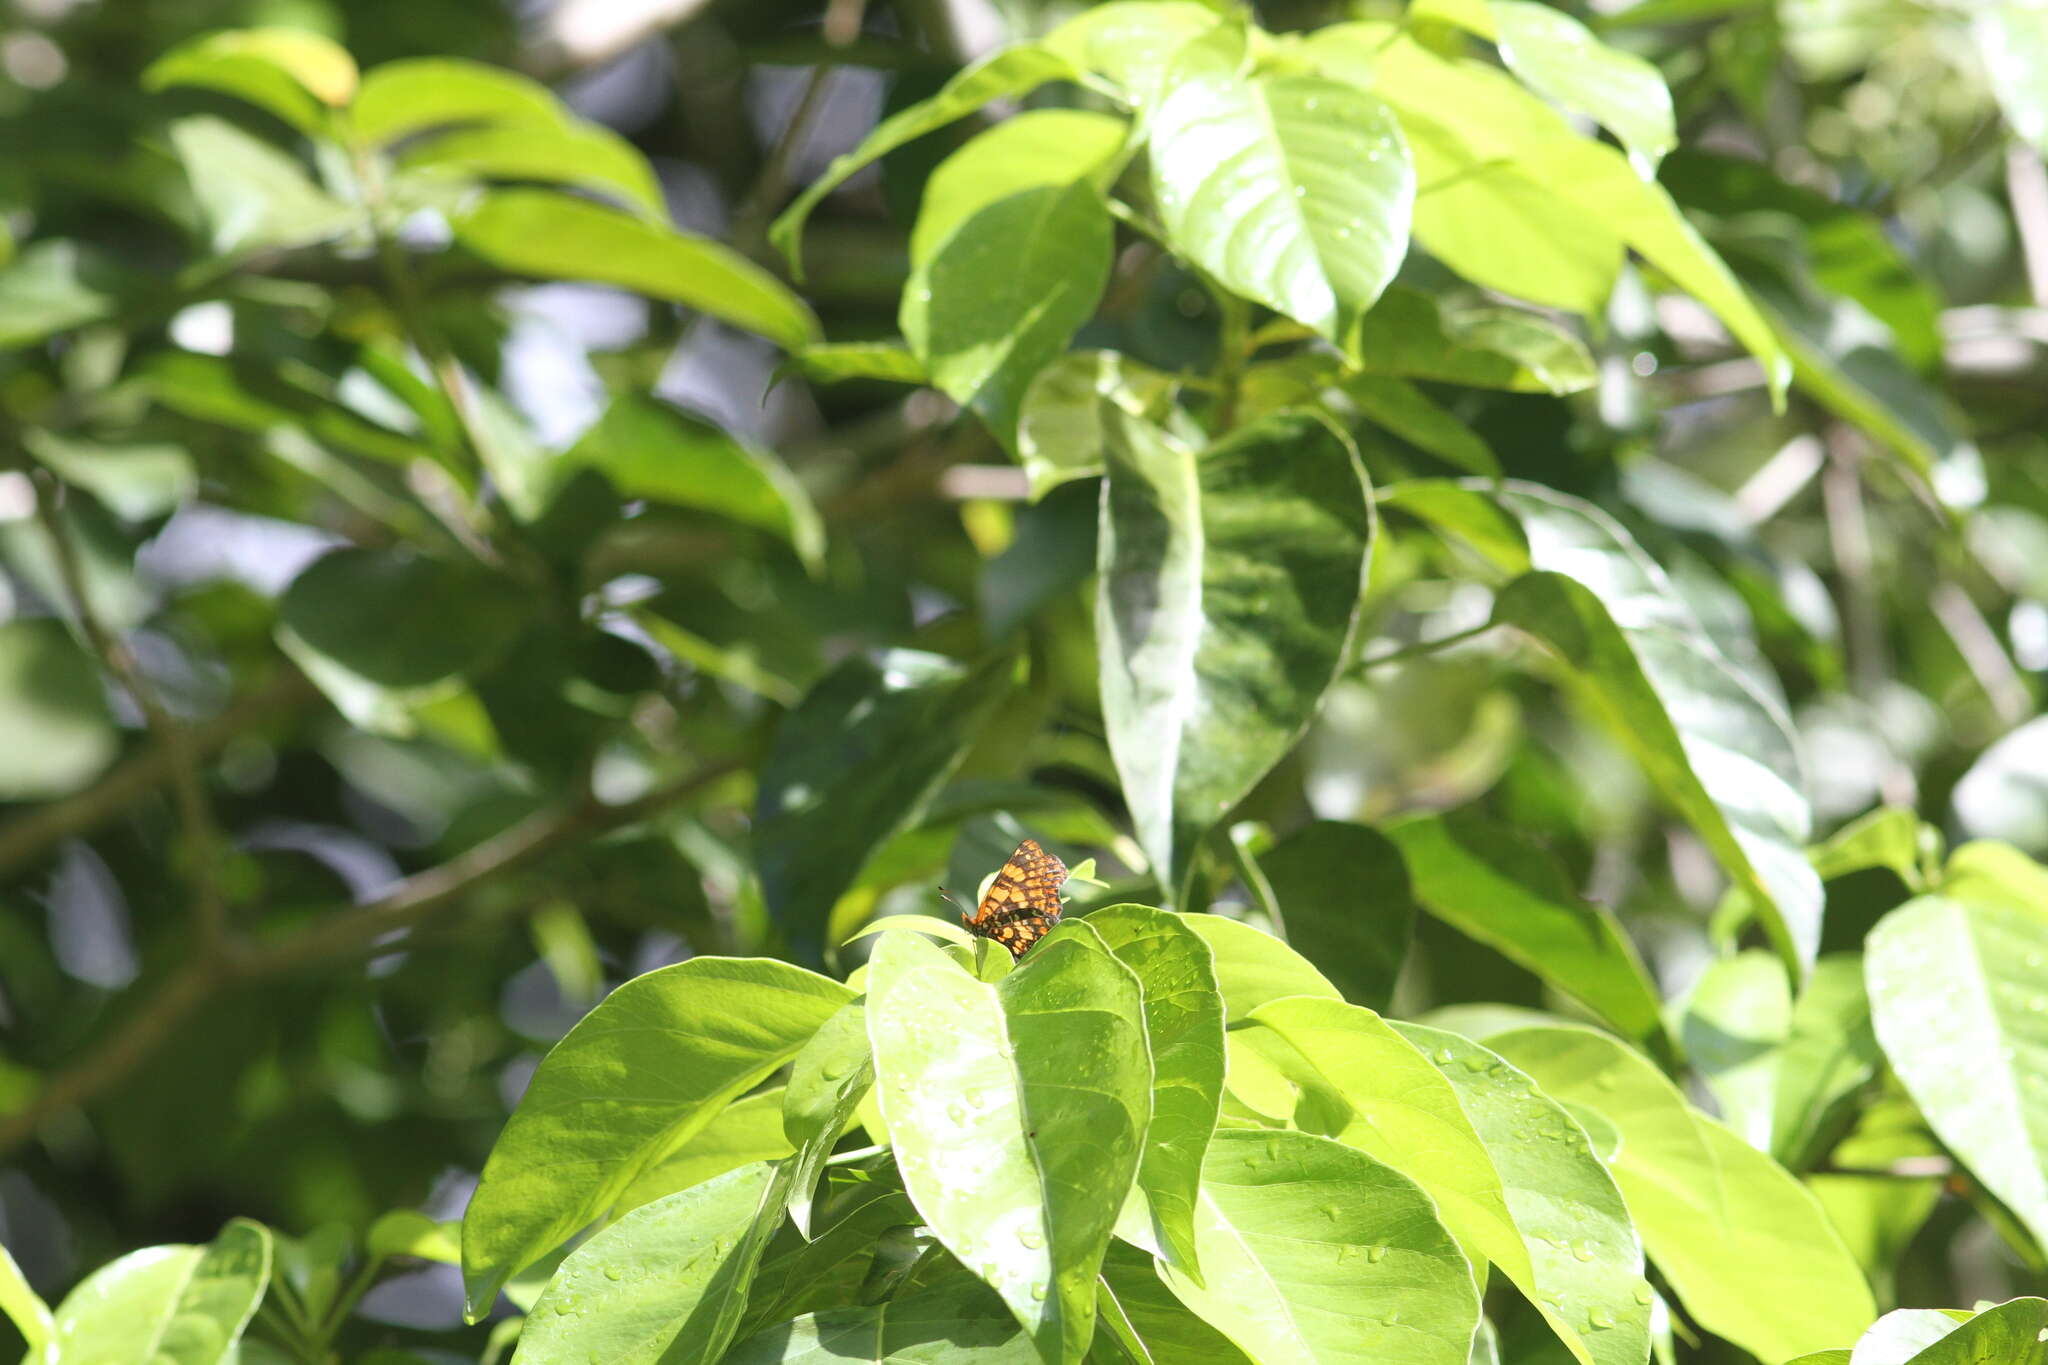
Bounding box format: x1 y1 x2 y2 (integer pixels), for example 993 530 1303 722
0 757 741 1160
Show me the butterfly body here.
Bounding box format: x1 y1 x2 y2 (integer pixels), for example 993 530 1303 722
962 838 1067 957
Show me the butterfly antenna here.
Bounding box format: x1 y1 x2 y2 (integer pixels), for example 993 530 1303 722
937 886 967 920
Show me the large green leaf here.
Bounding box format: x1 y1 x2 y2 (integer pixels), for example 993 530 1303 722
567 396 823 571
770 46 1082 273
0 1240 53 1365
754 650 1011 962
1147 68 1413 344
1866 895 2048 1253
615 1089 794 1215
167 116 357 256
1252 821 1413 1012
510 1161 788 1365
782 1001 874 1236
902 111 1122 441
0 618 118 801
866 927 1149 1363
51 1220 271 1365
1097 409 1373 895
1395 1023 1651 1365
725 1278 1038 1363
1043 2 1223 108
1096 1241 1252 1363
1848 1299 2048 1364
143 27 357 135
1452 0 1676 165
1156 1128 1480 1365
1227 998 1529 1291
1180 914 1340 1023
1489 1025 1875 1361
350 58 562 145
1388 812 1666 1049
456 189 819 350
1086 905 1227 1277
1015 351 1180 501
280 548 527 690
460 958 853 1314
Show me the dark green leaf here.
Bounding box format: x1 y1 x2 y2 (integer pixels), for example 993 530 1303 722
1343 376 1499 476
1254 820 1413 1012
1353 287 1596 394
725 1277 1037 1364
279 548 526 690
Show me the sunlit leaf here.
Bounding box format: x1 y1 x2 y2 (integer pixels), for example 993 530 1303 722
51 1220 271 1365
782 1002 873 1237
350 58 562 144
144 27 357 134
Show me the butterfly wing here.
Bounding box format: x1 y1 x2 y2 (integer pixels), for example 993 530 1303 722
963 838 1068 957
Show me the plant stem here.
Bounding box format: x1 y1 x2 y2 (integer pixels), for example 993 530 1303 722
1211 284 1253 434
1356 621 1497 671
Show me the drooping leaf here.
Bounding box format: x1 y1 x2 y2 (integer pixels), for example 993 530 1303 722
1085 905 1227 1278
50 1220 272 1365
782 1001 874 1237
350 58 563 145
1866 894 2048 1253
865 927 1149 1362
1395 1023 1652 1365
398 118 665 218
1489 1025 1876 1362
1156 1128 1481 1365
510 1161 789 1365
1148 68 1413 344
1180 914 1341 1023
1097 409 1373 895
1252 821 1413 1012
456 189 819 350
1388 812 1667 1049
460 958 853 1314
754 650 1012 963
0 618 119 801
143 27 358 135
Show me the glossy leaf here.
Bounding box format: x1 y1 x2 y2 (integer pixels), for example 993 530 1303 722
398 119 665 218
754 650 1011 962
511 1161 788 1365
902 111 1123 441
1489 1 1675 165
865 927 1149 1362
771 46 1082 273
51 1219 271 1365
783 1001 874 1236
1086 905 1227 1276
1097 409 1373 895
350 58 562 144
143 27 357 134
456 189 819 350
568 396 823 571
0 1239 53 1365
460 958 853 1313
1015 351 1179 501
1395 1023 1652 1365
1043 2 1223 108
0 619 118 800
1866 894 2048 1252
1489 1025 1875 1361
280 548 526 690
1148 69 1413 344
1180 914 1341 1023
724 1278 1038 1363
1810 806 1928 887
615 1089 795 1215
1353 287 1597 394
1388 812 1666 1049
1253 821 1413 1012
1848 1299 2048 1364
1157 1128 1481 1365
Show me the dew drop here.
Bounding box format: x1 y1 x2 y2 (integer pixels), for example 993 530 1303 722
1460 1053 1490 1073
603 1265 623 1281
1379 1310 1402 1326
1588 1308 1616 1330
1571 1241 1595 1263
946 1103 968 1124
1366 1244 1388 1263
966 1088 987 1109
1432 1047 1455 1065
1031 1282 1050 1301
1018 1227 1045 1249
1634 1285 1654 1306
1320 1203 1341 1222
821 1057 849 1080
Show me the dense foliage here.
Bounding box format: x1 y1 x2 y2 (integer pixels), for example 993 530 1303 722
2 0 2047 1361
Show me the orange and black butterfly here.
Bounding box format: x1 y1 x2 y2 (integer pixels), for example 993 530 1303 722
960 838 1068 958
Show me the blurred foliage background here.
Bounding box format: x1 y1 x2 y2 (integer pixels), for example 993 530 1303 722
0 0 2046 1354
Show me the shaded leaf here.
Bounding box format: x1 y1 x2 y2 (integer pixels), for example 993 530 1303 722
1254 820 1413 1012
0 618 118 801
725 1277 1038 1363
0 1240 53 1365
1016 351 1178 501
280 548 526 690
1353 287 1596 394
0 241 130 349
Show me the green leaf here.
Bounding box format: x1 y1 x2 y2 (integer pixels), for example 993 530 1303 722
568 396 823 571
143 27 357 135
460 958 853 1314
1353 287 1596 394
1253 821 1413 1012
1937 839 2048 912
1 1239 54 1365
754 650 1011 963
782 1002 874 1236
771 46 1083 274
725 1277 1037 1363
1180 914 1340 1023
615 1089 796 1215
0 241 129 349
0 618 118 801
902 111 1123 442
1016 350 1179 501
142 351 447 474
865 926 1150 1362
1487 1 1675 165
1148 69 1412 344
1849 1299 2048 1364
167 116 356 256
51 1219 272 1365
1097 409 1373 895
1489 1025 1876 1361
1975 9 2048 155
398 119 665 217
1156 1128 1481 1365
1096 1240 1253 1363
1679 950 1792 1150
456 189 819 350
350 58 563 145
1395 1023 1652 1365
1387 812 1667 1049
1866 895 2048 1253
25 430 196 521
510 1161 788 1365
1228 998 1529 1286
1043 2 1224 108
1810 806 1927 887
791 342 927 386
280 548 526 690
1951 716 2048 853
1085 905 1227 1278
1343 376 1499 476
366 1211 460 1264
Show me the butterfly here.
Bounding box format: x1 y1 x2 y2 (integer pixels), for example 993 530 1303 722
960 838 1068 958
